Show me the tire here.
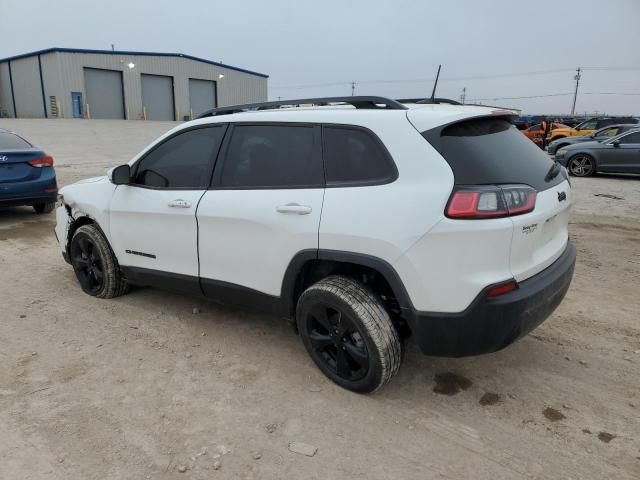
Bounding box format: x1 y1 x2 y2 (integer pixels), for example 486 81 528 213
296 275 402 393
33 202 55 214
69 224 129 298
567 153 596 177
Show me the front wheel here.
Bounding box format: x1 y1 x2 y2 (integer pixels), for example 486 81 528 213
296 276 402 393
69 224 129 298
567 154 596 177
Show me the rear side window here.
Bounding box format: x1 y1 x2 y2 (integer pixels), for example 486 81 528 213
618 132 640 144
219 125 322 188
133 126 225 189
0 132 31 149
422 117 564 191
322 126 396 185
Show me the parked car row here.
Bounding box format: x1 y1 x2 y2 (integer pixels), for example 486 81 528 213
519 116 639 149
551 125 640 176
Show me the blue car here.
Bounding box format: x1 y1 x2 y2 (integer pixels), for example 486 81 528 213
0 128 57 213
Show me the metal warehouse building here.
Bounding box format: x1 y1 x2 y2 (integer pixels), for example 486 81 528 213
0 48 268 121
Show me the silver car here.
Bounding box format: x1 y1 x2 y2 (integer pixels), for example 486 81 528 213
555 128 640 176
547 123 639 156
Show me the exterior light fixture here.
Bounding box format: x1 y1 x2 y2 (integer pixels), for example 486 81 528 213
127 62 135 69
218 74 224 79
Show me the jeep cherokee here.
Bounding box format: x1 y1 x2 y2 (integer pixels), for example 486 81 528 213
55 96 576 393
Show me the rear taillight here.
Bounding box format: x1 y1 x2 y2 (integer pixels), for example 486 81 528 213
486 280 518 297
446 185 536 219
28 155 54 168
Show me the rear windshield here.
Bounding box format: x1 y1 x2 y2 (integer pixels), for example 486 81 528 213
0 132 31 150
422 117 564 191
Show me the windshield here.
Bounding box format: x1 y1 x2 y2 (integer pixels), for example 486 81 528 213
575 119 597 130
593 127 619 138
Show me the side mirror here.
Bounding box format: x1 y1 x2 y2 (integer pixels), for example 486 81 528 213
110 164 131 185
611 140 620 148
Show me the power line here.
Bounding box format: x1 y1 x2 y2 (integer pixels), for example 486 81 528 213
270 65 640 91
471 93 572 101
470 91 640 102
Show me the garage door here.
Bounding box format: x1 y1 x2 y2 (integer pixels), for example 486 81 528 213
141 74 175 121
83 68 125 119
189 79 217 118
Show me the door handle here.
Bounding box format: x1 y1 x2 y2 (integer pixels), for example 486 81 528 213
276 203 312 215
168 199 192 208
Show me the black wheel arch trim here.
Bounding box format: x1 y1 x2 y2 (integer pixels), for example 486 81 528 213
280 249 415 318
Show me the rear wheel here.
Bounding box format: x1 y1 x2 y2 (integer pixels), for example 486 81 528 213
296 276 402 393
69 224 129 298
33 202 55 214
568 154 596 177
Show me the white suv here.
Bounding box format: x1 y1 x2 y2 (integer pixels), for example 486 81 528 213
55 96 576 393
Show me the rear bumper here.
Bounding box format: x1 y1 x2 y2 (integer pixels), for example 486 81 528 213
408 241 576 357
0 192 58 207
0 170 57 206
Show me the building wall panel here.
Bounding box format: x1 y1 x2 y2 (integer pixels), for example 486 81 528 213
0 62 13 117
10 56 45 118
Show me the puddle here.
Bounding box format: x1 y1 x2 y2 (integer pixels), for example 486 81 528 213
479 392 501 406
598 432 616 443
594 193 623 200
542 407 566 421
433 372 472 395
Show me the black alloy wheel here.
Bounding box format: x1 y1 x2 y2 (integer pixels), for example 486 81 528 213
305 303 370 382
70 233 104 294
297 276 402 393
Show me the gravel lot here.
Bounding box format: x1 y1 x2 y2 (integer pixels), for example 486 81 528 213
1 119 639 480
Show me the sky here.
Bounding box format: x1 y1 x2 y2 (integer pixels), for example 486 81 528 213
2 0 639 115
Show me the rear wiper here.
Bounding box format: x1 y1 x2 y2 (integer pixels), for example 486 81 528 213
545 162 561 182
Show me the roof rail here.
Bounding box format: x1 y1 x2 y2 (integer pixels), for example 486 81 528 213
197 96 407 118
400 97 462 106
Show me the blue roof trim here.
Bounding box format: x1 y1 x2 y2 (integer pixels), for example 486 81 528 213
0 47 269 78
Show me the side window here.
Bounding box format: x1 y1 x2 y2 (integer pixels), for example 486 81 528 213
322 126 397 185
133 126 225 188
597 119 613 128
578 119 597 130
219 125 321 188
617 132 640 144
528 124 541 131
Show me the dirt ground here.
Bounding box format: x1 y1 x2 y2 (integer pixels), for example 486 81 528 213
1 119 639 480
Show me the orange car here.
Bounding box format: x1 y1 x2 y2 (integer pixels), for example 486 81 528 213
522 123 568 146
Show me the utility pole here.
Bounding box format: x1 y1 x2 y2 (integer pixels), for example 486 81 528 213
460 87 466 105
570 67 581 116
351 81 355 96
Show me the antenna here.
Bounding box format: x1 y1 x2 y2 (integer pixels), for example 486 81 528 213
430 64 442 101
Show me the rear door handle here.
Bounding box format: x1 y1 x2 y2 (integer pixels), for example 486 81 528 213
276 203 312 215
168 199 192 208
